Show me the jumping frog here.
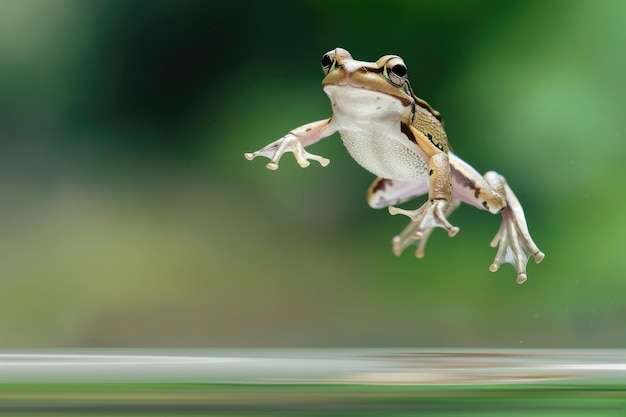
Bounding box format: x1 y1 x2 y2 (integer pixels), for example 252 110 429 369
245 47 544 284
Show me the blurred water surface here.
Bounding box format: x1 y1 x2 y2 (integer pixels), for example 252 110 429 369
1 349 625 415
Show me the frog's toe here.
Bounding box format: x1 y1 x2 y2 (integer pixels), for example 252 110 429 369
388 199 459 238
244 134 330 170
489 207 544 284
298 150 330 168
391 221 430 257
389 199 460 258
489 261 527 284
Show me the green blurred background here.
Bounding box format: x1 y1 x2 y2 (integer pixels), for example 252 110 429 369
0 0 623 348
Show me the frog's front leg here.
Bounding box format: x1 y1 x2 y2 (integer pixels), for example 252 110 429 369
450 154 544 284
387 125 459 239
244 118 335 170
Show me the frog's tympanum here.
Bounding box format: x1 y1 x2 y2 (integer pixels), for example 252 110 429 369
245 48 544 284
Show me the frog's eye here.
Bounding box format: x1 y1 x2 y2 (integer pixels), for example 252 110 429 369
321 51 335 75
385 57 408 86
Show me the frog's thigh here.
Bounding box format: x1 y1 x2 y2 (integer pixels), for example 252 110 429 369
449 153 505 214
367 177 429 209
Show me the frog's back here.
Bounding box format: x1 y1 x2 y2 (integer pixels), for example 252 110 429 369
411 98 450 153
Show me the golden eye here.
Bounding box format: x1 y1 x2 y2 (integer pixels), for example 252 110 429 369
386 57 407 86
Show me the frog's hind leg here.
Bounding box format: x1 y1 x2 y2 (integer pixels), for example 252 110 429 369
483 171 545 284
449 153 544 283
366 177 458 258
366 177 428 209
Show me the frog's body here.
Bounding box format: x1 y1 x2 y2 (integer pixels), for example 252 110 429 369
245 48 544 283
328 85 429 181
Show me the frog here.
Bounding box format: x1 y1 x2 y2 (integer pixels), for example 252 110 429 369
245 47 544 284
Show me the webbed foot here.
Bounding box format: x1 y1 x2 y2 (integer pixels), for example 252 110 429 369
389 199 460 257
245 133 330 170
484 172 544 284
489 206 545 284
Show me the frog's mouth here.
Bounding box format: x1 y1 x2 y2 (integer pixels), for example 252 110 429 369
323 84 411 121
322 70 413 107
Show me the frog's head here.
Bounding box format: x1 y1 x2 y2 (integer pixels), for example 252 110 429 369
320 47 415 122
321 47 414 106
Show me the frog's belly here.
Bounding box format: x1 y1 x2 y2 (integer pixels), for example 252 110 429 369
339 129 428 181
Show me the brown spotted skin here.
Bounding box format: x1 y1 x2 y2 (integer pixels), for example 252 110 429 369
411 98 450 153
